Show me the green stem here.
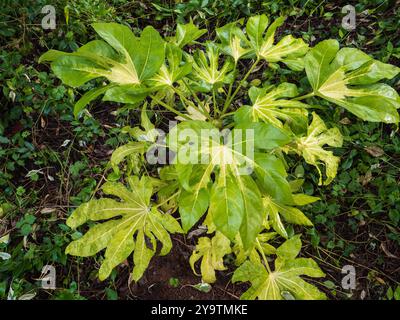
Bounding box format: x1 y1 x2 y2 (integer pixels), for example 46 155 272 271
292 92 315 101
155 191 180 209
182 79 212 117
182 79 203 108
220 111 236 119
173 87 189 111
224 60 237 108
256 239 272 274
150 95 190 120
222 58 260 115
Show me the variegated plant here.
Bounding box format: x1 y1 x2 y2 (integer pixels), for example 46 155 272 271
41 14 400 300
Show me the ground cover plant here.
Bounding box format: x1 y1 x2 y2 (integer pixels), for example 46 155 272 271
1 0 399 300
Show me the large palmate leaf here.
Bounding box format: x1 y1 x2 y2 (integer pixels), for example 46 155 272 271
246 15 308 70
235 83 309 130
168 120 291 248
40 23 165 115
232 235 326 300
189 232 231 283
305 39 400 123
291 112 343 185
65 176 182 281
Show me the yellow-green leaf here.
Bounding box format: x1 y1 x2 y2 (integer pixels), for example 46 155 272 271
65 176 182 281
189 232 231 283
305 40 400 123
233 236 326 300
292 112 343 185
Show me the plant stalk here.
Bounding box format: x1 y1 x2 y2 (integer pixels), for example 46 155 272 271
292 92 315 101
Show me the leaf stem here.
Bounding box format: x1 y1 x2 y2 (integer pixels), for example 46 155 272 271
224 61 237 109
155 191 180 209
292 92 315 101
256 239 272 274
220 111 236 119
212 88 218 115
182 79 204 108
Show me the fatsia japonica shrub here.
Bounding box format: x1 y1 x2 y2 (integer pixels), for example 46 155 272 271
40 15 400 300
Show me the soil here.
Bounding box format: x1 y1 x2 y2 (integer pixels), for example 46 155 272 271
124 235 247 300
